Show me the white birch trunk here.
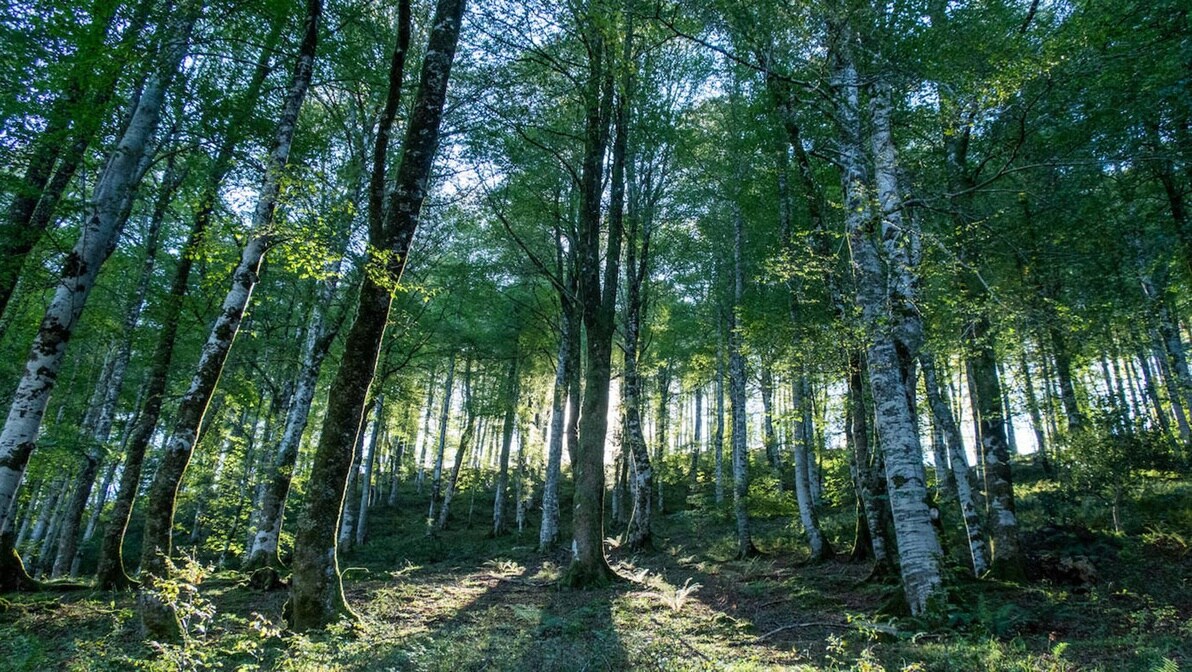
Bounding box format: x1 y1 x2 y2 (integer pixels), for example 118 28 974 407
355 396 383 546
0 3 198 529
427 355 455 525
539 316 569 551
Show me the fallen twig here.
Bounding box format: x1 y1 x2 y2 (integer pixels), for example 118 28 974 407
755 622 851 641
650 616 711 662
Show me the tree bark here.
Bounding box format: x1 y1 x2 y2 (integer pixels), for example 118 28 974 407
288 0 463 630
427 354 456 526
0 0 199 540
139 0 320 640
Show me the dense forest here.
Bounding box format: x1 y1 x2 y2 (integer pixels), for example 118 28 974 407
0 0 1190 669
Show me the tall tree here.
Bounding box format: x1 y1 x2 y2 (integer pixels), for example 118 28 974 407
0 1 201 590
287 0 466 630
138 0 323 639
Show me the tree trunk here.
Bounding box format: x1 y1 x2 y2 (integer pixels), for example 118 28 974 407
0 0 153 319
921 353 989 576
793 372 831 561
728 180 755 559
621 214 653 550
355 396 384 546
427 354 456 526
493 357 519 537
835 37 941 611
139 0 319 639
288 0 463 630
966 325 1024 579
563 9 624 588
244 280 339 570
0 1 199 536
654 365 670 511
688 386 703 485
438 363 475 531
539 309 570 551
415 372 437 495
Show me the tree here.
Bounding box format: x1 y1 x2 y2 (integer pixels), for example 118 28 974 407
288 0 466 630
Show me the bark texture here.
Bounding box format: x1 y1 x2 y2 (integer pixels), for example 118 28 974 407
139 0 321 640
0 0 199 536
288 0 464 630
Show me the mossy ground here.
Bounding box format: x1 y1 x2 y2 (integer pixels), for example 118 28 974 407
1 467 1189 671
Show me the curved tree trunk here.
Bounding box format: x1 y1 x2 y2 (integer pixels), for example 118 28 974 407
832 31 941 612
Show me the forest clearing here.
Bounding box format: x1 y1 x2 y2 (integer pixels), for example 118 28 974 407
0 0 1190 669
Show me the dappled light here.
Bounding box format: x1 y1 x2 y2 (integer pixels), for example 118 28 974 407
1 0 1191 669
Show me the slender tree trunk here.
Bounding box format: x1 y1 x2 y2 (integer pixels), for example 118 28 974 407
714 345 725 505
427 355 456 526
244 281 339 570
728 184 754 559
493 357 519 537
415 372 437 495
1019 348 1052 471
966 324 1024 579
1049 326 1084 432
438 364 474 531
761 367 780 476
922 353 989 576
654 365 670 511
0 2 199 549
337 416 367 552
539 310 570 551
688 386 703 485
355 397 384 546
621 231 653 550
1151 332 1192 441
138 1 319 639
793 371 830 560
288 0 463 629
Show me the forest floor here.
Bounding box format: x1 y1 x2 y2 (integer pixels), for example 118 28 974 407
2 472 1191 671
